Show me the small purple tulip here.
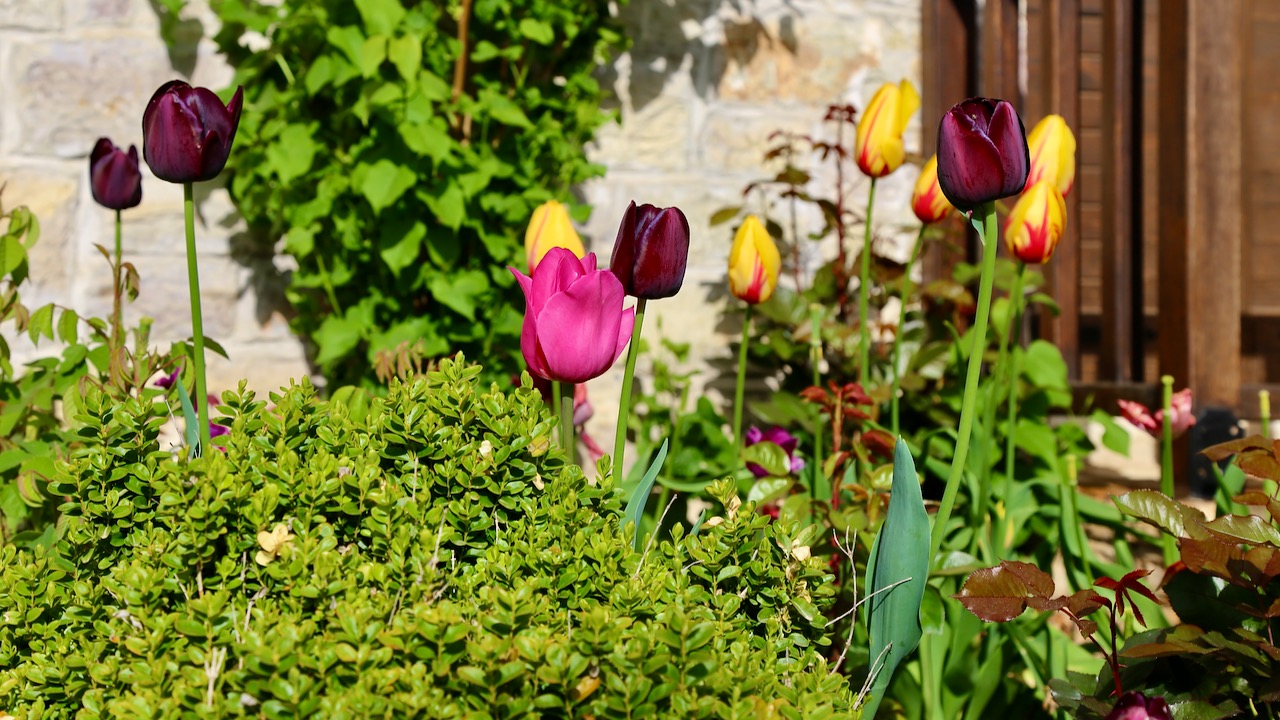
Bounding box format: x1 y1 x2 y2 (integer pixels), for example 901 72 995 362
142 80 244 184
1104 692 1173 720
936 97 1029 210
744 426 806 478
89 138 142 211
510 248 635 384
609 201 691 300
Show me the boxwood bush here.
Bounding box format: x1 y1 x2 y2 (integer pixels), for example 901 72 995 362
0 358 861 718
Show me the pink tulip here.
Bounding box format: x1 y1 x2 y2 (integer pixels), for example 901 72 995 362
510 248 635 384
1117 388 1195 439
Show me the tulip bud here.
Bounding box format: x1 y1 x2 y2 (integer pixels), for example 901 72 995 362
609 201 691 299
1104 692 1173 720
509 248 635 384
525 200 585 273
728 215 782 304
911 155 953 224
89 138 142 211
936 97 1029 210
855 79 921 178
142 80 244 184
1004 180 1067 264
1025 114 1077 195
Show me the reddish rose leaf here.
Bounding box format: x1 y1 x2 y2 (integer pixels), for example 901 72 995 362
1201 435 1270 462
954 560 1056 622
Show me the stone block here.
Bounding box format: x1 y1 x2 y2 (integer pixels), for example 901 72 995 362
9 37 175 158
0 0 64 31
64 0 133 27
121 251 238 340
0 165 80 306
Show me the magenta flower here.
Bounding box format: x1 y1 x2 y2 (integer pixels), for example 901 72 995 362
89 138 142 211
1118 388 1195 439
142 80 244 183
510 248 635 384
155 367 181 389
936 97 1029 210
744 426 806 478
609 201 691 299
1104 692 1172 720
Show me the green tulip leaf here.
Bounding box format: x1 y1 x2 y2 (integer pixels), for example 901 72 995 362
862 439 929 718
175 379 200 457
623 438 667 551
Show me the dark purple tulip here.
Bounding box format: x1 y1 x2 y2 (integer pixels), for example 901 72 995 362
1104 692 1172 720
142 80 244 183
89 138 142 211
936 97 1029 210
609 201 691 299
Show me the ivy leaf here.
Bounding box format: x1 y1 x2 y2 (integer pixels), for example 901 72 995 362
427 270 488 321
379 218 427 276
422 182 466 230
268 124 317 183
359 35 388 77
353 0 404 36
480 89 533 129
358 160 416 214
388 35 422 83
518 18 555 45
314 312 366 366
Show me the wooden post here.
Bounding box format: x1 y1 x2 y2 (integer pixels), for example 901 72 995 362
1100 0 1139 381
1157 0 1244 492
1032 0 1083 378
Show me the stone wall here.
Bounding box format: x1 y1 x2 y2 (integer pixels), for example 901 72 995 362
0 0 923 437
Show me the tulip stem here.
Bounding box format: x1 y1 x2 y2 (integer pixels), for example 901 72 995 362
111 209 124 350
733 304 753 453
809 303 824 506
890 224 927 437
1160 374 1177 565
556 381 576 460
182 182 213 455
928 203 999 569
613 299 647 482
999 262 1028 554
858 178 878 386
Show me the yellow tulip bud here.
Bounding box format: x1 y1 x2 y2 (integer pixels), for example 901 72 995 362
855 79 921 178
911 155 954 224
1004 180 1067 265
728 215 782 304
1024 114 1077 196
525 200 585 272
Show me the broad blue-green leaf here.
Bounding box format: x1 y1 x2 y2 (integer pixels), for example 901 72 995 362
623 439 667 551
862 439 929 718
358 160 416 214
176 379 200 456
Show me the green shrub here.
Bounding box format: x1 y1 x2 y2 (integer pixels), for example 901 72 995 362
205 0 625 387
0 358 860 717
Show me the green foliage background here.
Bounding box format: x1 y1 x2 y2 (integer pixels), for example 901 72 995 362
208 0 626 387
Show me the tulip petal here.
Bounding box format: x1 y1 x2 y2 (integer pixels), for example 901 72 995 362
520 313 553 380
530 248 586 317
629 207 689 298
534 271 629 383
987 101 1030 193
937 111 1003 209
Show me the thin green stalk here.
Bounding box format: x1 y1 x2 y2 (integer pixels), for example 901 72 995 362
1160 374 1177 565
858 178 878 385
183 182 212 454
927 202 1000 568
111 209 124 349
1064 454 1092 586
891 225 927 437
999 263 1028 553
809 304 824 507
733 304 753 451
612 299 647 479
558 381 575 459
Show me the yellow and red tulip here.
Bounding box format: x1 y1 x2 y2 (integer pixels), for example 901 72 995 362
1003 180 1067 264
1024 114 1077 196
911 155 953 224
525 200 585 273
855 80 921 178
728 215 781 304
